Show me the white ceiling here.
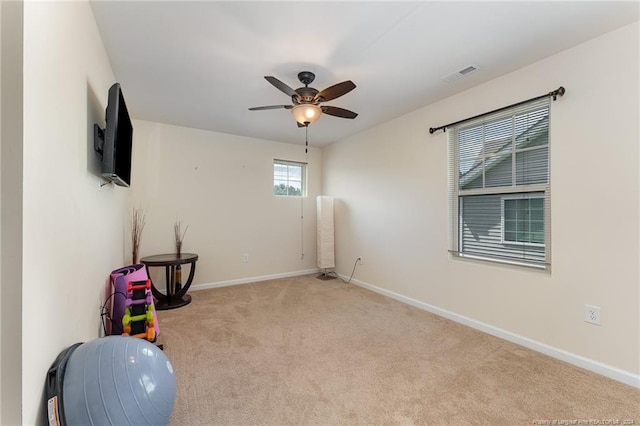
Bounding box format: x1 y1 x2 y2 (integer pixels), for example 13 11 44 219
90 1 639 147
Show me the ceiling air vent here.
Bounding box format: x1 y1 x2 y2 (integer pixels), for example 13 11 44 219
441 64 480 83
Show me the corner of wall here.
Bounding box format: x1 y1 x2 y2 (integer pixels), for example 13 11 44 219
0 1 24 424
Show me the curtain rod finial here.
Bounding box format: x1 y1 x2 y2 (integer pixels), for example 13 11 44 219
552 86 566 101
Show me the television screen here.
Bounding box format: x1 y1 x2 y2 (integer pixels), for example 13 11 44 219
102 83 133 187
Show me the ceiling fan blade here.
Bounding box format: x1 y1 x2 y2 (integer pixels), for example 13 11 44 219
316 81 356 102
321 105 358 119
264 76 296 97
248 105 293 111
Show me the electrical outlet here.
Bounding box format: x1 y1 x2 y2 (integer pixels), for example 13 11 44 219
585 304 601 325
242 254 249 263
357 256 363 265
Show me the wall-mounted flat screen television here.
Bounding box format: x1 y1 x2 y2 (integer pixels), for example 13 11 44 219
94 82 133 187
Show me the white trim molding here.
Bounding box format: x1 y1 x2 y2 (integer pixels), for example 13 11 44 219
342 275 640 389
190 268 321 292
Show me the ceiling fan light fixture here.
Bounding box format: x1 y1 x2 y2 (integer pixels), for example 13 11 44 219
292 104 321 125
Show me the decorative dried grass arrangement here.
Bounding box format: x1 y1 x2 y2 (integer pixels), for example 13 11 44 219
131 208 146 264
174 221 189 256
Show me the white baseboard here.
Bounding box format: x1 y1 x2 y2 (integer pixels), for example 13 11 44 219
342 274 640 389
190 268 321 292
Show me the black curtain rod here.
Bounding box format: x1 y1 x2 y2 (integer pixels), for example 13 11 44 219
429 86 565 134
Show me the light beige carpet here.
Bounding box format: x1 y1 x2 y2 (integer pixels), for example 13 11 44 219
157 274 639 425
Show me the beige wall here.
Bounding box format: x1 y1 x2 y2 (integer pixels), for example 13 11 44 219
130 120 321 286
0 0 2 411
323 22 640 379
22 2 127 423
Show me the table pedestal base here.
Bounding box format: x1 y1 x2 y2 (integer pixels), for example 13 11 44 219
154 294 191 310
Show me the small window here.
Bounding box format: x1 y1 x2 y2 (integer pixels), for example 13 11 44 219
273 160 306 197
501 194 545 246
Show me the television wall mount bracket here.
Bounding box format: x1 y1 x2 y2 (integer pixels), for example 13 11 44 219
93 123 105 156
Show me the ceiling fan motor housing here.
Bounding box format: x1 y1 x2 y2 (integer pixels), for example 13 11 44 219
293 86 319 105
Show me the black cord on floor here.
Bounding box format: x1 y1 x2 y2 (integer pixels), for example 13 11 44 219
100 291 127 336
325 257 360 284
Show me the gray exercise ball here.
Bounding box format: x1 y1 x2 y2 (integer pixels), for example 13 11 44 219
62 336 176 425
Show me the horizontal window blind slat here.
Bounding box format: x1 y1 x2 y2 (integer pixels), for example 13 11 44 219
450 251 548 269
458 98 550 131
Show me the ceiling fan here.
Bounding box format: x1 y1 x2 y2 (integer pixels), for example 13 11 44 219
249 71 358 126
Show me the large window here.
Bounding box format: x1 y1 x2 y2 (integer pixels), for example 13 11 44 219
449 98 551 269
273 160 306 197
